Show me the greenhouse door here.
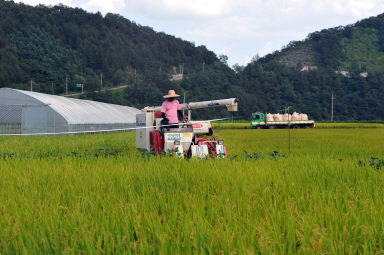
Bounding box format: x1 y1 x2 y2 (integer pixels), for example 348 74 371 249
22 105 49 134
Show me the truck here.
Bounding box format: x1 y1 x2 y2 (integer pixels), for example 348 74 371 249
250 112 315 129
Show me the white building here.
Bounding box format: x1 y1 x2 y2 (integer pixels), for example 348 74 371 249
300 65 318 72
360 72 368 78
170 74 183 81
0 88 141 134
335 70 351 78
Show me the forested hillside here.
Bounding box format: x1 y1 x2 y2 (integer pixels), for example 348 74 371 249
0 0 383 120
242 13 384 120
0 0 219 93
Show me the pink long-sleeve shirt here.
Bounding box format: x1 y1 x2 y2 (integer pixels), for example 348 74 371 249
161 99 181 124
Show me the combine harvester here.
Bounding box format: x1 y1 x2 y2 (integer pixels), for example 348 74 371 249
251 112 315 129
136 98 239 158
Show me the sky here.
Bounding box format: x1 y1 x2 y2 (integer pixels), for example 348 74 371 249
12 0 384 66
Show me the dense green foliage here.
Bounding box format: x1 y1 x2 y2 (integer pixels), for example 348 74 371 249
239 61 384 120
0 0 383 120
0 0 218 91
0 127 383 253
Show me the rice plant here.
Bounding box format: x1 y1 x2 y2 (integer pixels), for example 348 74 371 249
0 127 383 253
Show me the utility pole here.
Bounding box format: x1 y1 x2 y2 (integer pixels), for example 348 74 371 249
65 76 68 95
30 80 33 91
51 82 54 94
286 106 292 153
183 92 186 117
134 69 137 84
203 62 205 72
100 72 103 89
331 93 335 122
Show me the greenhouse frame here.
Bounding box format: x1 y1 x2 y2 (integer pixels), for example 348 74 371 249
0 88 142 134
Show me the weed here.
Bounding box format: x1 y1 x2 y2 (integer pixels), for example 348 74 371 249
243 150 264 159
270 150 286 159
369 157 384 170
357 157 384 170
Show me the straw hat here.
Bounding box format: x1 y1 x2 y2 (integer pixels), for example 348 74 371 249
163 90 180 98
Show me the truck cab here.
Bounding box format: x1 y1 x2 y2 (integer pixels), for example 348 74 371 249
251 112 266 129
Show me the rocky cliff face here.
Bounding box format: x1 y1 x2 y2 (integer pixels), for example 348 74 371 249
276 44 316 70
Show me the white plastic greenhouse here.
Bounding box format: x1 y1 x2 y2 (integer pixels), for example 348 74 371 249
0 88 142 134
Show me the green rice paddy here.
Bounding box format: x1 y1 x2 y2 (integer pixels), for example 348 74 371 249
0 125 383 253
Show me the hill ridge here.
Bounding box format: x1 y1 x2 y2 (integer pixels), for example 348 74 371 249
0 0 383 120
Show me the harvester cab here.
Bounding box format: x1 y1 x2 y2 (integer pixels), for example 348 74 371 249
136 98 239 158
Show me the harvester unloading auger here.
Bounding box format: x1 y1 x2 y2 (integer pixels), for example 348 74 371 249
136 98 239 158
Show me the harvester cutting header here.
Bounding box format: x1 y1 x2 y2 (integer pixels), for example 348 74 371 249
136 93 239 158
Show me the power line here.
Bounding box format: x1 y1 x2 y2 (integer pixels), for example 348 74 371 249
0 118 228 136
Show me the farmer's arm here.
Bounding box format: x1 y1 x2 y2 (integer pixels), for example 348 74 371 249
177 101 183 120
177 110 183 119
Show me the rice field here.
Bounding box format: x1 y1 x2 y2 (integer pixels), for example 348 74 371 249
0 125 384 254
212 122 384 129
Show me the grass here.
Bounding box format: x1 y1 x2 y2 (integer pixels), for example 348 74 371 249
0 127 383 253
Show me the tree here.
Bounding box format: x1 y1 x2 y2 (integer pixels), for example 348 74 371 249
218 54 228 65
232 64 244 73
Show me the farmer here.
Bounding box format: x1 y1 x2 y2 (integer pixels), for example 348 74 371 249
161 90 184 128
